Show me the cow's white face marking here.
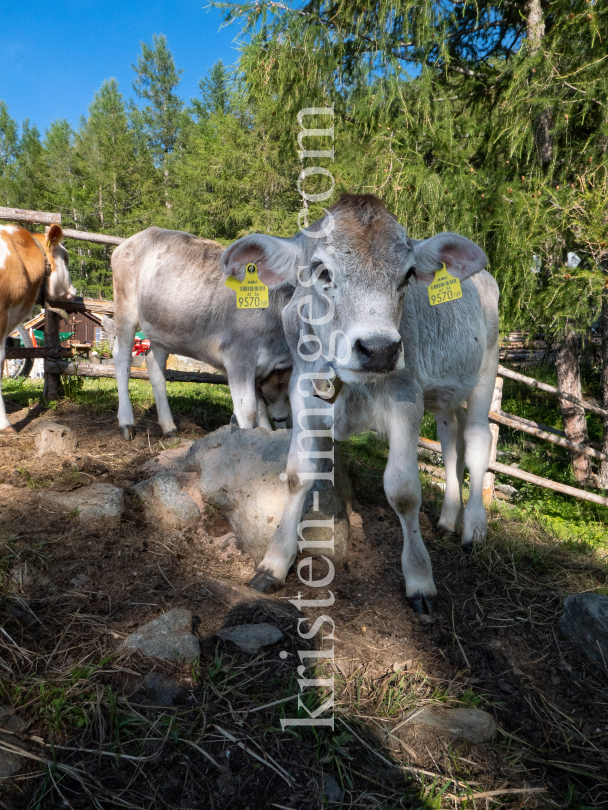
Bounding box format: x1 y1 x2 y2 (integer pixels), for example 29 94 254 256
0 236 10 270
47 244 76 301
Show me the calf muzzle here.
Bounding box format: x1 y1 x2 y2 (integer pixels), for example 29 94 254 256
354 336 402 372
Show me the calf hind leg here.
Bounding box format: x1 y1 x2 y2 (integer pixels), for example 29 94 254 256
115 310 139 441
146 346 178 437
461 371 495 548
434 407 465 538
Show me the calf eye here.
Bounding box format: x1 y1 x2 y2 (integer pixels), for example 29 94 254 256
311 261 333 285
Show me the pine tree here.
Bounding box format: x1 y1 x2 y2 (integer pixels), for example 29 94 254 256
192 60 234 120
14 121 47 211
0 101 19 206
131 34 185 209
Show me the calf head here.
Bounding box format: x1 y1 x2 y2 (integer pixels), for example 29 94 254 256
44 225 76 302
222 195 487 383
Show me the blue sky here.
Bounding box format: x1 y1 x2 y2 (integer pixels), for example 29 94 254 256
0 0 242 135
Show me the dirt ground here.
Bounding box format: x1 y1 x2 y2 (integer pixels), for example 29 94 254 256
1 395 607 809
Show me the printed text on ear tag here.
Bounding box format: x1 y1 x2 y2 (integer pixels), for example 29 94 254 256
225 263 269 309
428 263 462 306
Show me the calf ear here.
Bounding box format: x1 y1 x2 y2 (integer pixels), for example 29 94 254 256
45 224 63 246
413 232 487 287
221 234 300 287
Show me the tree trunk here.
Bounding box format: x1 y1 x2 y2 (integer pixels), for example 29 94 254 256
526 0 552 165
598 297 608 488
555 328 593 483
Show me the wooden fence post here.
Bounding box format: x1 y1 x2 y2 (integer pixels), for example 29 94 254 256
43 310 63 400
482 376 504 505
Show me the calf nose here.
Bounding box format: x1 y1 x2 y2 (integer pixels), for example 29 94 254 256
354 336 402 371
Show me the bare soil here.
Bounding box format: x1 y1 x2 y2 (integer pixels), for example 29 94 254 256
1 396 607 809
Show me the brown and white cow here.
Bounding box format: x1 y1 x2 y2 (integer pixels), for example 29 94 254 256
0 223 76 432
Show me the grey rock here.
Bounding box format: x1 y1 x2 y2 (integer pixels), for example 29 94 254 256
215 623 284 654
140 442 194 474
0 705 26 780
124 609 199 662
185 426 352 565
32 422 77 457
40 483 124 523
559 592 608 667
132 472 200 530
70 572 92 589
495 484 519 498
142 672 184 706
403 706 497 744
321 773 344 803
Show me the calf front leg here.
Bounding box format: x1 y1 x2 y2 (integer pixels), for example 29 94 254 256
226 361 258 429
248 392 333 592
385 398 437 614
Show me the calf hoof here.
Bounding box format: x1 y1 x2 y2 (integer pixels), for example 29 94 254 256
407 593 437 615
163 429 179 439
461 542 473 555
0 425 16 434
120 425 136 441
247 569 283 594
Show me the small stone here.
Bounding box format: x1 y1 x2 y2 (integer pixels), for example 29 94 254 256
559 593 608 668
495 484 519 498
0 705 26 780
321 774 344 803
142 672 184 706
124 609 200 662
402 706 497 744
215 623 284 655
497 679 515 694
132 473 200 530
70 573 91 589
10 562 38 589
32 422 77 457
40 483 124 523
487 638 502 649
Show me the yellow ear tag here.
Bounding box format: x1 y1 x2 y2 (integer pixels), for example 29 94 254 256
225 263 269 309
428 263 462 306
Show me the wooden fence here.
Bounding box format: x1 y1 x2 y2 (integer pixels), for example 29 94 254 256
3 206 608 508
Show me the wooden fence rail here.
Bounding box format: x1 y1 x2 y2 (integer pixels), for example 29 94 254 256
0 206 126 246
418 437 608 508
497 364 608 418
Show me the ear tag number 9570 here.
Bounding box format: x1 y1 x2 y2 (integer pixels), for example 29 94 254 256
225 263 269 309
428 263 462 306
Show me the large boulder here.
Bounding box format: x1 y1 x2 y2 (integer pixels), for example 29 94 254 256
32 422 77 457
184 426 352 565
559 592 608 667
40 483 124 522
132 472 201 530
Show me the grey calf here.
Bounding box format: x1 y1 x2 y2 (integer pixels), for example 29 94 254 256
222 194 499 613
111 227 293 440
